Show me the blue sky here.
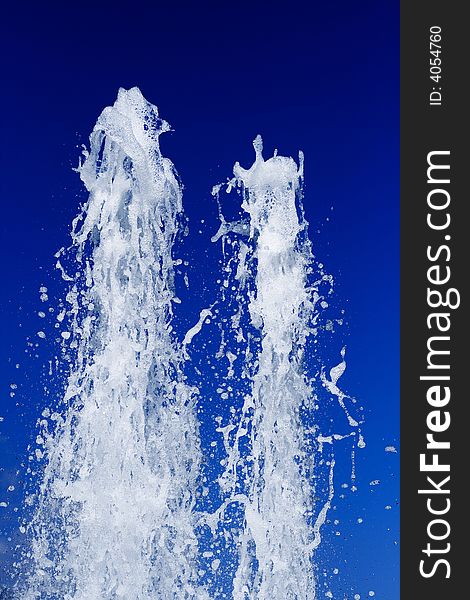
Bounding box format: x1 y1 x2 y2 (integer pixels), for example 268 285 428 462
0 2 399 597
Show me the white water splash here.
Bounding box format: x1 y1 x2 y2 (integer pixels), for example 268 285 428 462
12 95 362 600
232 137 315 599
206 136 363 599
207 137 329 599
22 88 207 599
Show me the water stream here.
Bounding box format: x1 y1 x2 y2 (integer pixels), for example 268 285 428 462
14 89 358 600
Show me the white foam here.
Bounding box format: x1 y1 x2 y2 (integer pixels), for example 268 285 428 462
23 88 207 600
222 137 317 598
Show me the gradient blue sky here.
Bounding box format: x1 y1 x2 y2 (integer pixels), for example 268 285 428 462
0 2 399 597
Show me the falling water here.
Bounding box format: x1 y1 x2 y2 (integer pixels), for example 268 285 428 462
232 138 316 598
13 91 360 600
209 137 354 599
21 88 206 599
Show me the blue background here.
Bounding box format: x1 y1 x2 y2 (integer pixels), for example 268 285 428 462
0 2 399 597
